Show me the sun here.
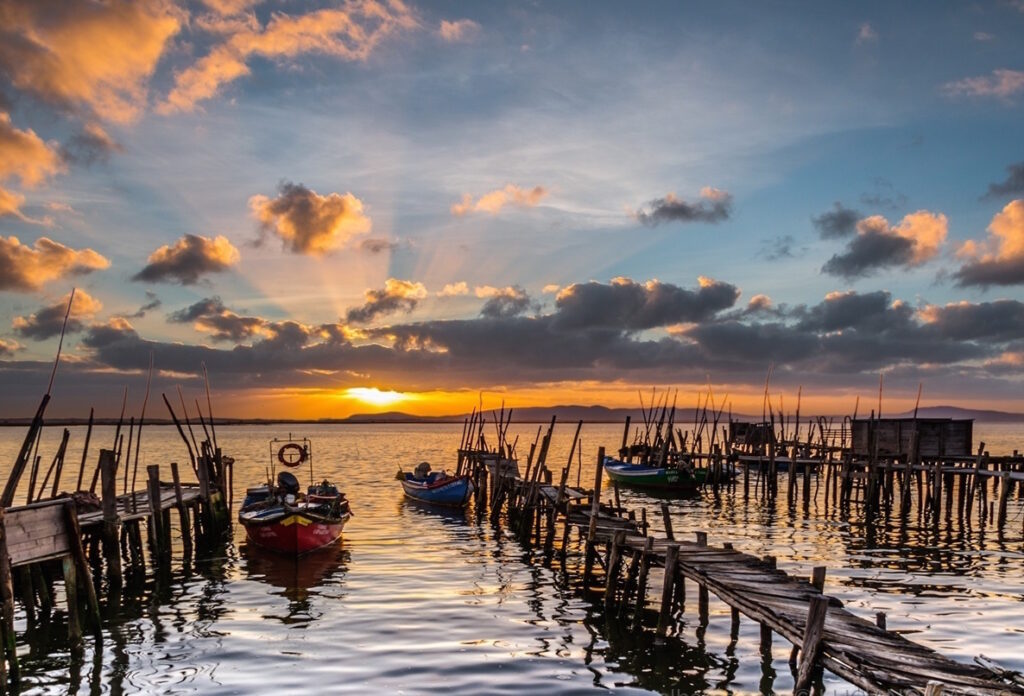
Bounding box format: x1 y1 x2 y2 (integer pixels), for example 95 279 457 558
344 387 410 408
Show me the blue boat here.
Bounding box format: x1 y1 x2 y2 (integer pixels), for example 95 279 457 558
398 463 474 507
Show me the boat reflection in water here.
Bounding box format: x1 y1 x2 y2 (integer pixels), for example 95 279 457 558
240 542 350 626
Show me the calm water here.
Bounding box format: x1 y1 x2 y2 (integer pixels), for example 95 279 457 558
1 422 1022 695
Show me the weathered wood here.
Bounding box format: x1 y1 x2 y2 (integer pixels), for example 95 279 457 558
794 595 830 694
660 502 674 541
811 566 826 592
98 449 122 586
61 556 82 650
0 509 20 686
604 530 625 607
656 543 679 638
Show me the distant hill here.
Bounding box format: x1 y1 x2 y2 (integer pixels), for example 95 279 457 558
889 405 1024 423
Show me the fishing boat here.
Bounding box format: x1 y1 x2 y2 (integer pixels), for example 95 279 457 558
603 456 707 492
239 438 352 555
397 461 474 507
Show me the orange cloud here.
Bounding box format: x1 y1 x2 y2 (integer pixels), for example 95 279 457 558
438 19 480 42
857 211 947 263
161 0 417 113
250 182 372 255
437 281 469 297
0 236 110 291
134 234 240 285
451 184 548 216
12 289 103 340
347 278 427 324
954 200 1024 286
0 113 64 188
0 0 182 123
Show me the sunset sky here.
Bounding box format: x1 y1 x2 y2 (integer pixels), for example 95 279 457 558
2 0 1024 418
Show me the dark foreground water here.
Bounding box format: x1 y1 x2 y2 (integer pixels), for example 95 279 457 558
1 423 1022 694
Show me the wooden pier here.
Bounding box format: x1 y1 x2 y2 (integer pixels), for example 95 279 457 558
457 411 1024 695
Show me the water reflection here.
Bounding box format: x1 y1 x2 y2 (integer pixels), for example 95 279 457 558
241 543 350 626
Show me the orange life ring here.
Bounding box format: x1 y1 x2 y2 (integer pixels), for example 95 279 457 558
277 443 307 467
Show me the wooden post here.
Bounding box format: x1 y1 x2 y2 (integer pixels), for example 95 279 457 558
582 448 605 588
170 462 193 559
61 556 82 651
656 543 679 639
632 537 653 631
997 471 1011 530
924 682 944 696
63 502 100 636
811 566 826 592
603 530 625 607
875 611 886 630
146 465 164 565
660 502 674 541
99 449 122 587
0 509 19 686
794 595 830 694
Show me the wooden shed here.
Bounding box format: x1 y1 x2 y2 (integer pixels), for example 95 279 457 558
850 418 973 457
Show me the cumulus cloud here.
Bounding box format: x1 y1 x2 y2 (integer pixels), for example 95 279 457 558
0 113 65 188
942 69 1024 99
0 338 21 356
451 184 547 216
822 210 947 279
346 278 427 324
634 187 732 226
438 19 480 42
160 0 416 113
0 0 181 123
475 285 534 318
12 289 102 340
0 236 109 291
918 299 1024 342
985 162 1024 199
0 188 27 221
554 276 739 331
251 181 371 255
169 296 273 341
812 202 860 239
954 199 1024 287
132 234 240 285
437 281 469 297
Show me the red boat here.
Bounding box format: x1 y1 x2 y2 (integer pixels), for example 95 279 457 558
239 438 352 555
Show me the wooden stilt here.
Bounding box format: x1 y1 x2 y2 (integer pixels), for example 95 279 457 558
794 595 830 694
656 543 679 639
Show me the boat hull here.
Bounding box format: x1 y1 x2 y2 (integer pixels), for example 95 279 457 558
401 474 474 507
241 507 350 555
603 458 702 492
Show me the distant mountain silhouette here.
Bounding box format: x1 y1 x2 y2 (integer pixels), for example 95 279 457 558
888 405 1024 423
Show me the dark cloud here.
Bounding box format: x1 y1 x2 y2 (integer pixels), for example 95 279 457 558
59 123 122 165
12 290 102 340
812 203 860 239
125 291 160 319
133 234 239 285
635 188 732 226
479 286 533 318
821 223 914 279
953 200 1024 288
359 238 400 254
920 300 1024 341
169 292 276 341
346 279 427 324
984 162 1024 199
793 290 908 333
953 257 1024 288
251 182 371 255
553 277 739 331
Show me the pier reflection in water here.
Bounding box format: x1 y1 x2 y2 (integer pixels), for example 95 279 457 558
0 422 1020 694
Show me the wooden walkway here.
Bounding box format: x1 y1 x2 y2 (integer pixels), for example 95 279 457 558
570 505 1018 695
77 483 203 527
473 437 1024 696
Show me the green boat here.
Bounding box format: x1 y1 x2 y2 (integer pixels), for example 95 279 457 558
603 456 706 492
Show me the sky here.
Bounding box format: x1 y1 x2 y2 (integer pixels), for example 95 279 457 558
1 0 1024 419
